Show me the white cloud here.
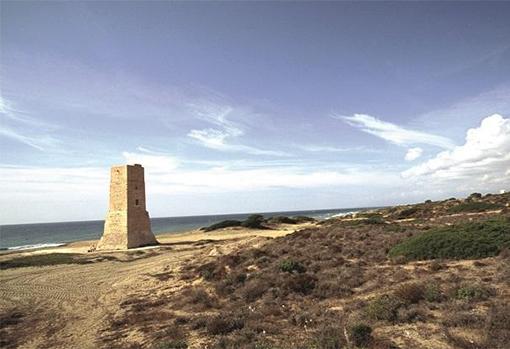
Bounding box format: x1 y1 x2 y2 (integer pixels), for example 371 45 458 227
338 113 455 149
296 144 379 153
122 152 180 172
405 147 423 161
0 94 61 151
0 126 60 151
187 103 288 156
0 152 402 223
402 114 510 190
118 151 397 194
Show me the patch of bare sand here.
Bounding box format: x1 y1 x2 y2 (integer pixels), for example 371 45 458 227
0 223 311 349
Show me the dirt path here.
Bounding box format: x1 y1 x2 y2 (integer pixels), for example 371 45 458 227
0 225 307 349
0 246 201 348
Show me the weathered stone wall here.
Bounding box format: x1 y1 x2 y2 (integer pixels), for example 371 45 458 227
97 164 158 250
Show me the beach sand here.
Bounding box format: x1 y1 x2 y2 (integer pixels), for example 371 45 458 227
0 223 314 349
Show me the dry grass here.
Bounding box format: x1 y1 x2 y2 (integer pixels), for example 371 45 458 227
2 192 509 349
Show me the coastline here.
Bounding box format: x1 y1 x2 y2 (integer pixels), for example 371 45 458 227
0 222 315 258
0 207 368 252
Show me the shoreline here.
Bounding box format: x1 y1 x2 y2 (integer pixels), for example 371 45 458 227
0 222 315 257
0 208 366 252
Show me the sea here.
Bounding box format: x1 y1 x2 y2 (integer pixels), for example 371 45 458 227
0 207 373 251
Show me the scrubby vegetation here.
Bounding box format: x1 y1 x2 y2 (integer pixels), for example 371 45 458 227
0 253 124 269
388 217 510 261
201 220 242 232
0 253 84 269
0 251 154 269
447 201 502 213
92 192 510 348
202 214 315 232
241 214 267 229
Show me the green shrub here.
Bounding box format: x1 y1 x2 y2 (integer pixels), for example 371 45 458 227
293 216 316 223
364 294 403 322
201 220 242 232
206 314 244 335
241 214 267 229
447 202 502 214
484 303 510 348
388 218 510 261
0 253 94 269
284 274 317 295
309 325 346 349
279 259 306 273
362 216 385 225
428 260 445 272
267 216 297 224
397 207 419 219
349 323 373 347
454 284 491 301
183 287 218 309
424 283 442 302
155 340 188 349
242 279 270 301
197 261 223 280
394 283 425 304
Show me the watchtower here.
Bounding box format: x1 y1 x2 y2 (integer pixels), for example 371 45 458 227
97 164 158 250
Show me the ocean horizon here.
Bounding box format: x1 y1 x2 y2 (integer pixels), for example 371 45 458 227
0 206 376 251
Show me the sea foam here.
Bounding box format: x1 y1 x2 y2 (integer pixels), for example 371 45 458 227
5 243 66 251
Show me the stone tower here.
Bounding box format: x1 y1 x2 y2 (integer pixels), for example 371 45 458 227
97 164 158 250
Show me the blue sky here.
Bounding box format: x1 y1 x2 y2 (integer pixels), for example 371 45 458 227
1 2 510 224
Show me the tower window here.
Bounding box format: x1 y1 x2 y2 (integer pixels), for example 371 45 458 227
135 199 139 206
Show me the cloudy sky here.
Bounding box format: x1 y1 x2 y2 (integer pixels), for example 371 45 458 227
1 2 510 224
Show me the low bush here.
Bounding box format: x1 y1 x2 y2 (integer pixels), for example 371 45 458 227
182 287 218 309
241 214 267 229
266 216 297 224
283 274 317 295
349 323 373 347
215 272 247 295
428 260 445 272
397 207 419 219
0 253 91 269
364 294 403 322
443 312 484 328
447 202 502 214
394 283 425 304
454 284 492 302
279 259 306 273
201 220 242 232
484 303 510 349
206 314 244 335
293 216 316 223
242 279 271 302
314 278 352 299
197 261 224 281
424 283 442 302
363 216 385 225
154 323 188 349
200 215 269 232
388 218 510 261
397 304 427 323
155 340 188 349
309 325 346 349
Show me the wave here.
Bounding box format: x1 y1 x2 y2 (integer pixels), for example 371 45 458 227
329 211 359 218
312 210 360 220
3 243 66 251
